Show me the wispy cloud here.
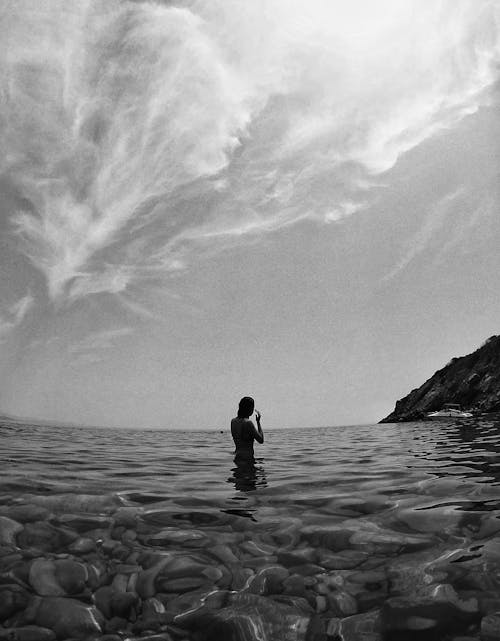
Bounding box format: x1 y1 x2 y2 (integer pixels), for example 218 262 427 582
68 326 134 363
0 292 34 341
383 189 465 280
1 0 499 302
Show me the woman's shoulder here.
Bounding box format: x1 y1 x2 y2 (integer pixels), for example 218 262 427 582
232 417 252 424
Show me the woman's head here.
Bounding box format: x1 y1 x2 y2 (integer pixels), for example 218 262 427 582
238 396 254 418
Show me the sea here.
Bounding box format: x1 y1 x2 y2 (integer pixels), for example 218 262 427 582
1 419 500 641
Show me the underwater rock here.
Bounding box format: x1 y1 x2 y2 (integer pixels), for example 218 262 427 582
230 566 254 590
396 506 462 535
104 616 130 634
327 590 358 617
87 560 107 590
113 507 140 528
157 554 210 579
319 550 369 570
277 549 318 567
1 505 50 524
208 544 239 565
57 514 113 532
0 585 29 621
158 576 209 593
0 550 22 569
109 542 131 561
381 584 479 638
302 526 354 551
94 584 139 620
185 593 318 641
327 610 382 641
122 529 137 543
130 632 173 641
24 493 121 514
282 573 310 598
169 590 230 625
111 573 130 593
68 537 96 554
29 558 89 596
29 560 66 596
148 527 207 545
27 596 105 639
271 595 314 614
135 597 169 631
247 564 289 595
242 555 278 569
0 625 56 641
241 540 276 556
349 526 432 555
17 522 76 552
94 586 115 618
288 563 324 577
481 612 500 641
0 516 23 546
53 559 88 594
136 556 171 599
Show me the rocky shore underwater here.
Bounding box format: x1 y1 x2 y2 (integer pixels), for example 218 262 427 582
2 422 500 641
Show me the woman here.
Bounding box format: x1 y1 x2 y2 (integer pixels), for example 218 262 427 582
231 396 264 463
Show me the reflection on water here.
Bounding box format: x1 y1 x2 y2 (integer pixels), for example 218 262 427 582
2 419 500 639
224 457 268 520
227 457 268 493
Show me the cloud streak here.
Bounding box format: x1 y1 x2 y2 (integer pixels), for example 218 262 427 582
68 326 134 363
0 292 34 341
1 0 499 302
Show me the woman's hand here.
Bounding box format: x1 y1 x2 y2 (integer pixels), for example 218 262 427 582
255 410 261 421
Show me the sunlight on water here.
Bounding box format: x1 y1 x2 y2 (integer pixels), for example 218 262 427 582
1 420 500 639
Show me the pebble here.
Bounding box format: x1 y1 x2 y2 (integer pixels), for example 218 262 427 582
157 576 209 593
1 506 50 524
0 516 23 546
136 557 171 599
131 635 174 641
0 586 29 621
186 593 314 641
327 610 382 641
288 563 324 577
95 586 139 619
320 550 369 569
25 493 121 514
68 537 96 554
148 528 206 545
29 560 66 596
481 612 500 641
135 597 168 631
0 625 56 641
113 507 140 528
17 522 75 552
104 616 129 633
26 596 105 639
327 590 358 616
208 544 239 565
94 586 115 619
381 584 479 638
57 514 113 532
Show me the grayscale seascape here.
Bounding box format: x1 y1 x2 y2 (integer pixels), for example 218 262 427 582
2 419 500 640
1 2 500 641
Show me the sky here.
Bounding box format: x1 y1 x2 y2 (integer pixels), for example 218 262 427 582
0 0 499 429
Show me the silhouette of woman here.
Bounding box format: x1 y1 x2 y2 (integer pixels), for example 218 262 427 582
230 396 264 463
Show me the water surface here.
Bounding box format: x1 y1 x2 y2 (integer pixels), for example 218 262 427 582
2 420 500 640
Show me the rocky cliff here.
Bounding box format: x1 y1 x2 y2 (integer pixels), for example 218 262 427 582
380 335 500 422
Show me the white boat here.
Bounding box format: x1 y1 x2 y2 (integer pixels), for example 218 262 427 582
427 404 473 421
